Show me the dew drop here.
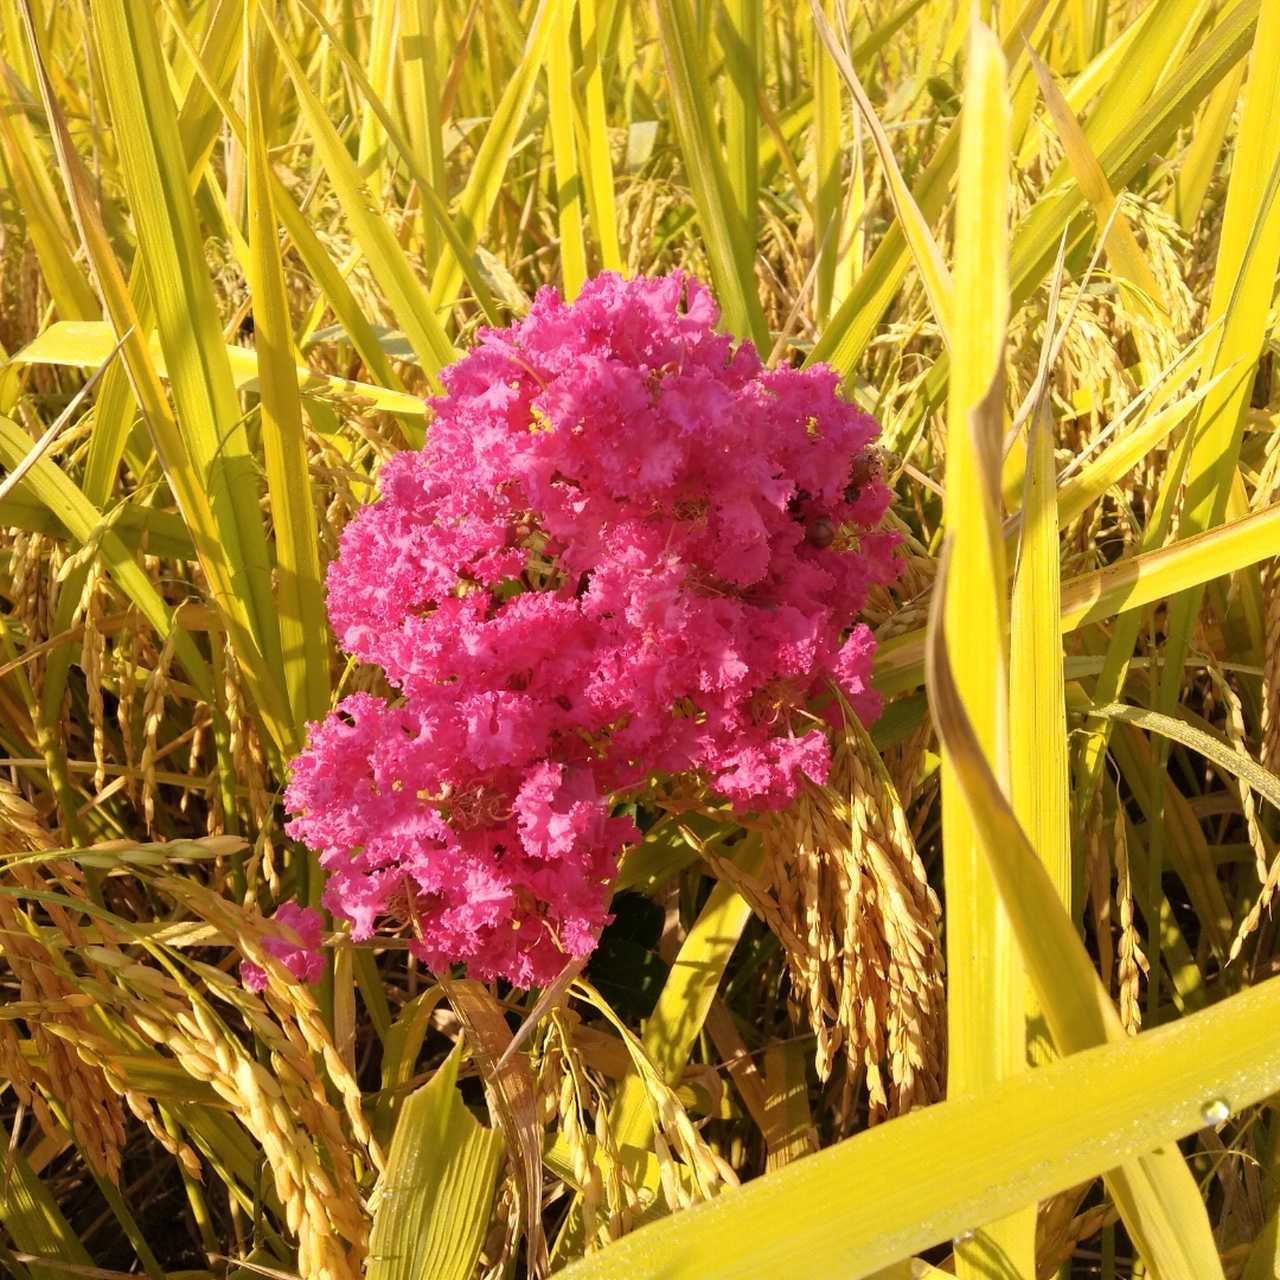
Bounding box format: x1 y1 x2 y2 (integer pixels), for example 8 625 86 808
953 1229 977 1245
1201 1097 1230 1126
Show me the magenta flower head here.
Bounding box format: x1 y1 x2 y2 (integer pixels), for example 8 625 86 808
285 272 899 987
241 903 326 992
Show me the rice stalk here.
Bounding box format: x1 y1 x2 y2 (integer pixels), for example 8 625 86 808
759 700 944 1123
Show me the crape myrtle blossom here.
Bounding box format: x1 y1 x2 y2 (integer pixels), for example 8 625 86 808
240 904 326 992
283 271 899 988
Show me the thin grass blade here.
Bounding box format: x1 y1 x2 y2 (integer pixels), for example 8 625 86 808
15 0 291 749
90 0 286 703
261 2 456 383
809 0 953 346
579 0 621 272
548 0 587 298
1024 40 1169 339
654 0 769 349
428 0 556 316
1157 0 1280 723
243 0 330 741
719 0 760 242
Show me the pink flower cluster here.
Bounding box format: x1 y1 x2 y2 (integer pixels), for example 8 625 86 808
284 272 898 987
241 904 325 991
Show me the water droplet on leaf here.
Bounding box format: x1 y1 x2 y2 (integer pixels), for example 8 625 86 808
1201 1097 1230 1126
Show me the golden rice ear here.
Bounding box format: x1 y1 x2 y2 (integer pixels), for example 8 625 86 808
760 696 945 1126
1261 557 1280 780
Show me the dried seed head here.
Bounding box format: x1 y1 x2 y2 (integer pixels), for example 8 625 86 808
140 626 179 832
759 696 945 1124
1112 795 1147 1035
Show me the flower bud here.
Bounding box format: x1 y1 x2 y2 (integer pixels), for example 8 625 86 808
805 516 836 548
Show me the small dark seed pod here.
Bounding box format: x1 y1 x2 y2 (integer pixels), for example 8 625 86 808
844 453 878 504
805 516 836 548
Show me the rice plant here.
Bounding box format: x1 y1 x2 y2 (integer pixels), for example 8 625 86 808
0 0 1279 1277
